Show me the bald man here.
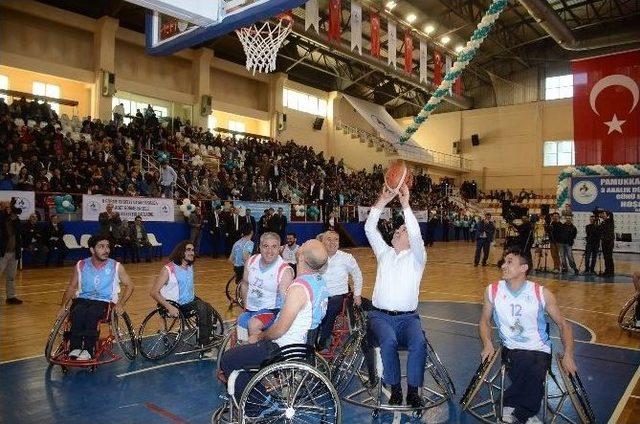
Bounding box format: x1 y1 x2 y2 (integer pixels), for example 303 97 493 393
220 239 330 399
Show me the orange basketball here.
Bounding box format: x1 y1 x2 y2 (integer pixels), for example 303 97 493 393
384 160 413 191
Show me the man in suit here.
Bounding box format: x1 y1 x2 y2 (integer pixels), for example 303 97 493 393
208 205 224 258
257 209 271 238
598 210 615 277
243 208 257 237
275 207 287 242
98 202 121 239
130 215 151 263
45 214 66 266
224 206 241 256
474 213 495 267
188 208 203 255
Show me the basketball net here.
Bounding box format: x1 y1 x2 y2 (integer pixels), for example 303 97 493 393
236 14 292 75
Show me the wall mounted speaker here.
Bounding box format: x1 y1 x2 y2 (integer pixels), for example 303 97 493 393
313 117 324 130
471 134 480 146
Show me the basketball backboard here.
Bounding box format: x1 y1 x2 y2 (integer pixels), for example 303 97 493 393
125 0 308 56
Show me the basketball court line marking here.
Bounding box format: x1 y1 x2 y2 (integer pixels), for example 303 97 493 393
609 363 640 423
116 357 215 378
145 402 189 424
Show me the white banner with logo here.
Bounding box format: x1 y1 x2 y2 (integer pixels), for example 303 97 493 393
414 210 429 222
0 190 35 220
351 2 362 55
82 195 174 222
305 0 319 32
388 21 397 68
419 39 428 84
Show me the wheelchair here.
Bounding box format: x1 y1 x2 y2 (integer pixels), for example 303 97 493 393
45 301 137 373
212 343 341 424
460 347 596 423
318 293 367 362
225 274 244 310
138 300 225 360
618 293 640 334
331 318 455 418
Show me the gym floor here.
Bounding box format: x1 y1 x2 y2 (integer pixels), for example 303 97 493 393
1 242 639 423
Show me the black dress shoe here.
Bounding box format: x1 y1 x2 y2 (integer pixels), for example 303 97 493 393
406 386 424 408
6 297 23 305
388 384 403 406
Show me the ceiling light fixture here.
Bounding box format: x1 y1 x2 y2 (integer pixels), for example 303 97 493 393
406 14 417 23
385 1 397 10
441 36 450 45
455 44 463 53
424 24 435 34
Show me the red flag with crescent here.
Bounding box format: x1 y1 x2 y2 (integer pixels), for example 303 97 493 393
403 31 413 74
328 0 341 43
572 50 640 165
370 11 380 58
433 50 442 86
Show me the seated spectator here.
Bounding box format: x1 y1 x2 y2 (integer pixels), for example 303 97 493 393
45 214 66 266
129 215 151 263
22 213 47 265
113 219 132 263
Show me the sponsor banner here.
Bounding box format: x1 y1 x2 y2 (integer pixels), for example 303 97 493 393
571 176 640 212
233 201 291 221
0 190 35 220
414 210 429 222
82 195 174 222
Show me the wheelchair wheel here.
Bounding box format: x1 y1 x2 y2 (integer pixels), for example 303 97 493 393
138 306 186 360
224 275 236 306
45 309 71 363
558 356 597 424
111 309 137 360
460 348 501 409
330 331 364 395
618 294 640 332
216 324 239 379
235 283 244 309
426 339 456 397
313 352 331 379
239 361 341 423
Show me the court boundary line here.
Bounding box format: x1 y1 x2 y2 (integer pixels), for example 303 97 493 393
116 357 214 378
609 363 640 423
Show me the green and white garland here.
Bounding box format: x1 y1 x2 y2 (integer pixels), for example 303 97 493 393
399 0 508 144
557 164 640 209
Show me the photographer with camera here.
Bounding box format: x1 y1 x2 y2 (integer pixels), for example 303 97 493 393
599 210 615 277
0 198 23 304
583 215 600 275
511 215 534 264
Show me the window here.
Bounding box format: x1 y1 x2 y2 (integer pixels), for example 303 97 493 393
0 75 8 102
543 140 575 166
545 74 573 100
283 88 327 117
32 81 61 114
207 115 217 130
229 120 246 133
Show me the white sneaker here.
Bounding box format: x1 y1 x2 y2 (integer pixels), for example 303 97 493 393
68 349 82 359
526 416 543 424
202 349 216 359
501 407 515 423
77 350 92 361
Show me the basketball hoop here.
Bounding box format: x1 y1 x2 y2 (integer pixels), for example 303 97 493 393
236 14 292 75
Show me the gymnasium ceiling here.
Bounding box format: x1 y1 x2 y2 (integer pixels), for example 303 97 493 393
37 0 640 117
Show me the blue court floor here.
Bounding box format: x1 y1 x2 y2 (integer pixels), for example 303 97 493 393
1 301 638 423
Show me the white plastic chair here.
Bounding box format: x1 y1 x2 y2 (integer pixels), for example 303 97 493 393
79 234 91 249
147 233 163 258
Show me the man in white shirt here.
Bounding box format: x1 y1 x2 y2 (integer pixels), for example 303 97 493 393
316 230 363 350
364 183 427 408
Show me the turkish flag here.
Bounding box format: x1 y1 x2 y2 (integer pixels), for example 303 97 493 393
328 0 341 43
572 50 640 165
403 31 413 74
433 50 442 86
370 11 380 58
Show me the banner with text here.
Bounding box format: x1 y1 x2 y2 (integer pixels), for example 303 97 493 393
0 190 35 220
82 195 175 222
571 176 640 212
